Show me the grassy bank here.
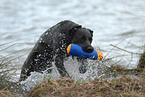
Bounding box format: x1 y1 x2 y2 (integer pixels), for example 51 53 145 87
0 62 144 97
0 59 24 97
0 73 144 97
1 59 144 97
28 73 145 97
0 44 145 97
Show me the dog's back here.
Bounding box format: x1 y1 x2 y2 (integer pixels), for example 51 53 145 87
38 20 80 52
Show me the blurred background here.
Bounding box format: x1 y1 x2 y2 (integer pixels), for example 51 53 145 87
0 0 145 81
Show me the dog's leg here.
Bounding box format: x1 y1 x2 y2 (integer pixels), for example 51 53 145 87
55 55 70 77
34 48 53 74
19 43 53 81
19 48 39 81
77 58 88 74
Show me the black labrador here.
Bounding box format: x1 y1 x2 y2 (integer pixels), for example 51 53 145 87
19 20 94 81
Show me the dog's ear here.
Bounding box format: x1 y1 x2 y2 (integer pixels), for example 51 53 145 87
69 25 82 33
68 25 82 38
87 29 93 37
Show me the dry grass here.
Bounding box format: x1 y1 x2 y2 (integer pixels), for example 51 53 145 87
0 88 15 97
138 50 145 69
28 74 145 97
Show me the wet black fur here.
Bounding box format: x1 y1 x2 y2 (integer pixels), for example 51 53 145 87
19 20 94 81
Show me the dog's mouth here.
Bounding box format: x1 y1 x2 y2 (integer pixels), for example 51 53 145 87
72 42 94 53
82 46 94 53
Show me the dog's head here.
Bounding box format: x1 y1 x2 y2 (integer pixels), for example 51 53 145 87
68 26 94 53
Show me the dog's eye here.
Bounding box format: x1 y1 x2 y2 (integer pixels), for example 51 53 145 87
81 36 85 41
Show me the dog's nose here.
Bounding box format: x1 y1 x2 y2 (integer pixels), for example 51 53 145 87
86 46 94 53
82 46 94 53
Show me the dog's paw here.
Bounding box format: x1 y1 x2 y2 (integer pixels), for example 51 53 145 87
79 65 87 74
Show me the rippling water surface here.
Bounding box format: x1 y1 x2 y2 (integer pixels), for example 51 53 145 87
0 0 145 82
